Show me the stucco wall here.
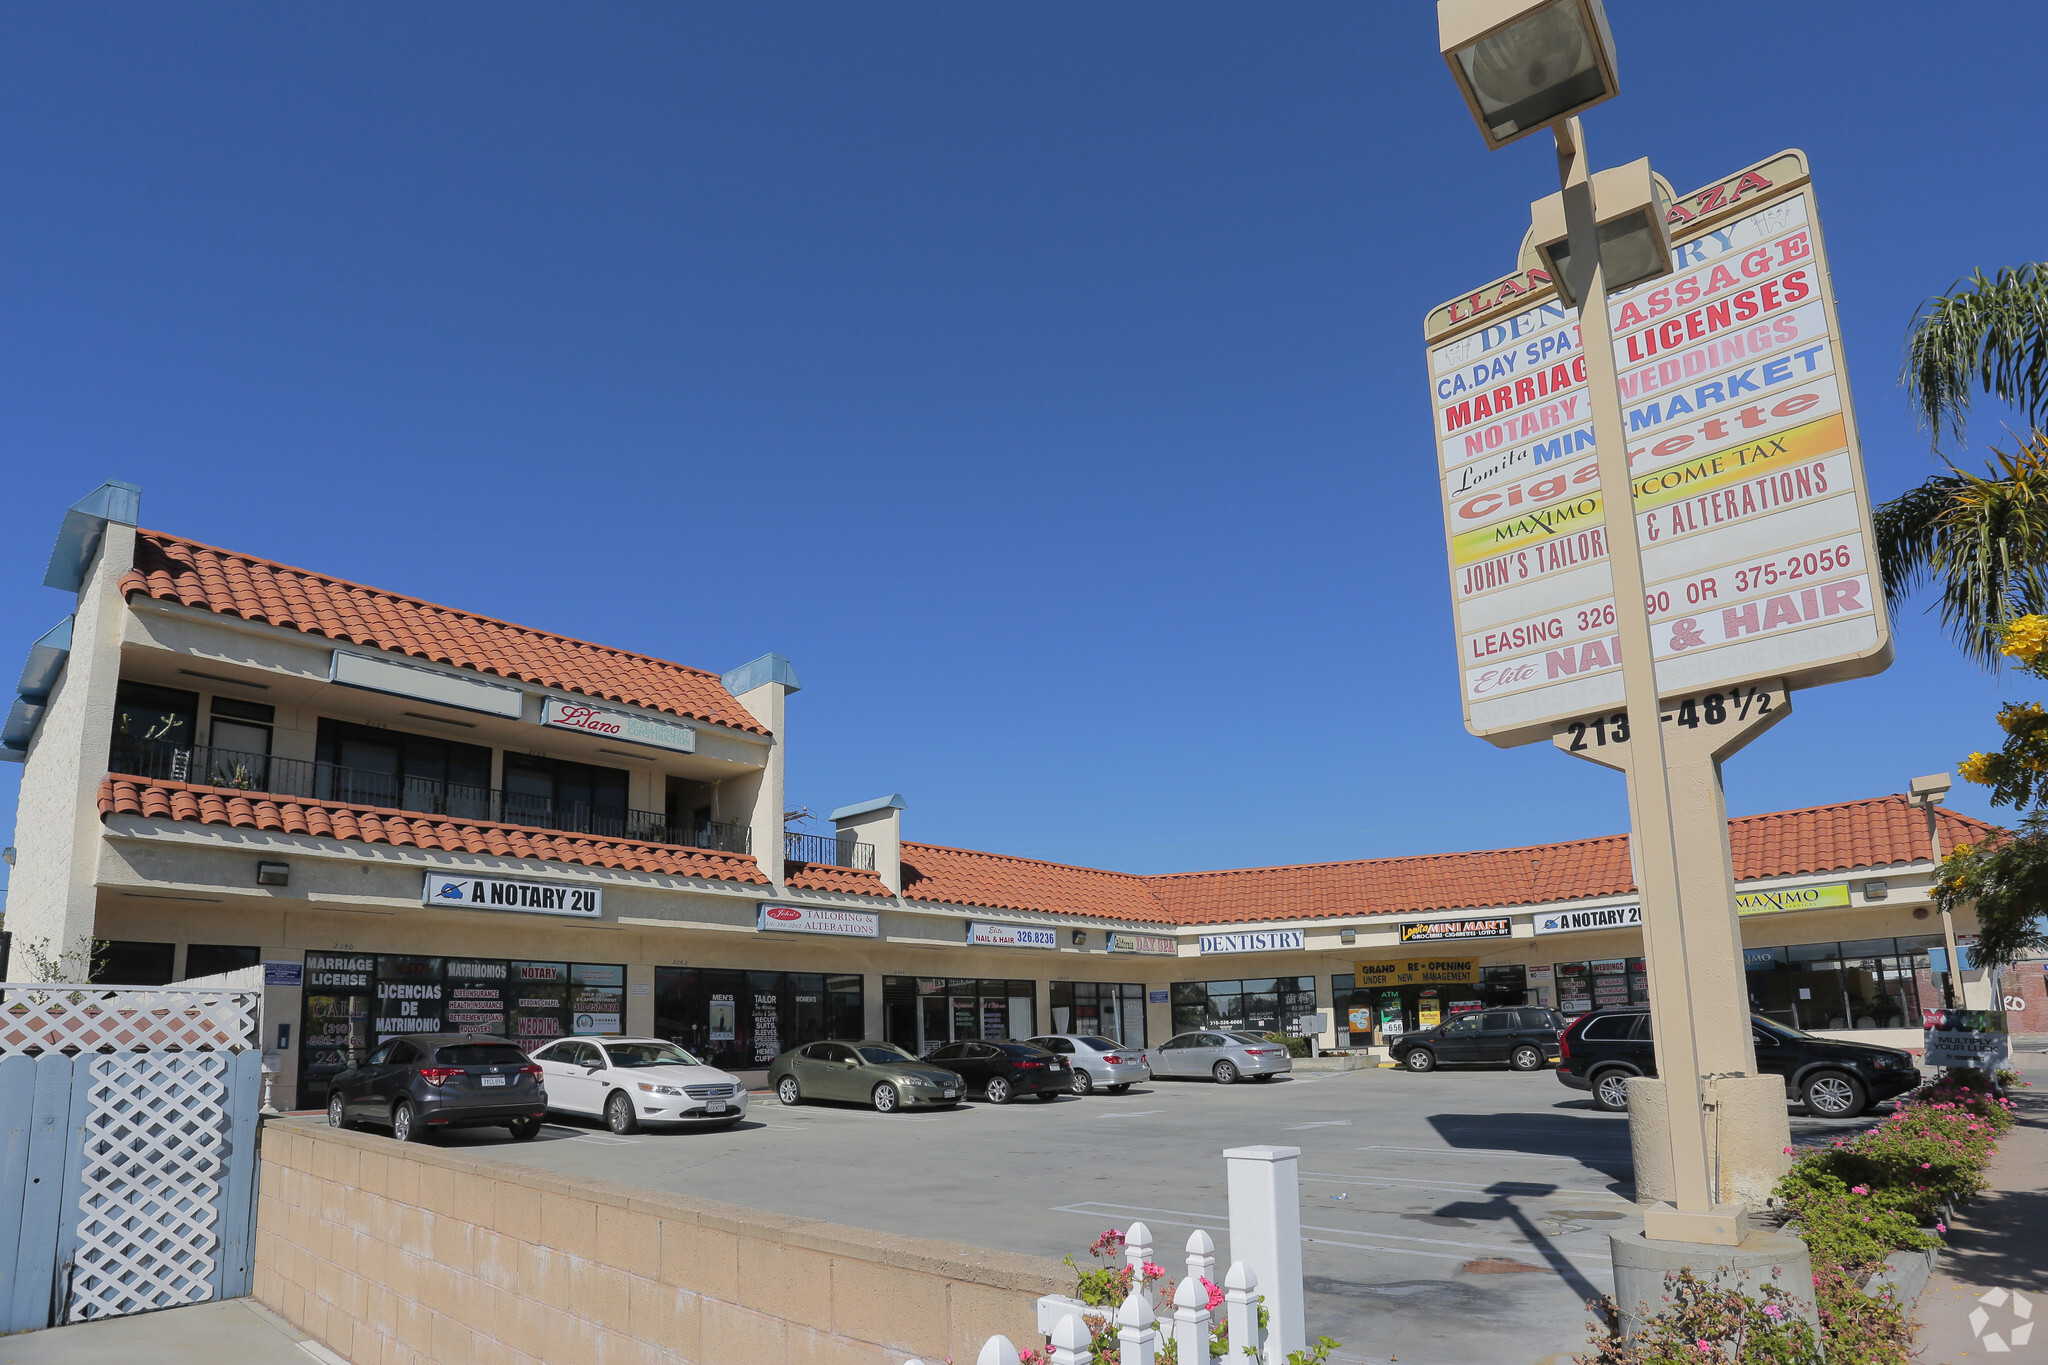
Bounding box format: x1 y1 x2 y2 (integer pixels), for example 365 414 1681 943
254 1119 1064 1365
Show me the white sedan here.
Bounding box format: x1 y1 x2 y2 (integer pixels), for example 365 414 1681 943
529 1036 749 1134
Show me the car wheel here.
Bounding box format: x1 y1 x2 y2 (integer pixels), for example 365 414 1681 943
392 1100 429 1143
1403 1049 1436 1073
985 1076 1012 1104
1107 1083 1131 1094
1213 1061 1239 1085
507 1118 541 1141
1591 1070 1633 1113
606 1091 640 1135
1510 1045 1545 1071
1071 1069 1095 1096
776 1076 801 1106
327 1093 350 1129
872 1083 899 1114
1803 1071 1866 1119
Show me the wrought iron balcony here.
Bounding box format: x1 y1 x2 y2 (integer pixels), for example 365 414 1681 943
783 830 876 871
107 739 753 856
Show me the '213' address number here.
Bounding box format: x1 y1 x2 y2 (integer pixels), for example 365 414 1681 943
1564 685 1777 752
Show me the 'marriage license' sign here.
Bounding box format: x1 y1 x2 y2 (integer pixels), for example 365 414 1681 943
1425 150 1890 746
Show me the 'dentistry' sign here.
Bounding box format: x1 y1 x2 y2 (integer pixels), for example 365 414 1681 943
1198 929 1305 956
423 873 602 918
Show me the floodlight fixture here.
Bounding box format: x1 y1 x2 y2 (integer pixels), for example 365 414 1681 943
1439 0 1618 151
1529 157 1673 308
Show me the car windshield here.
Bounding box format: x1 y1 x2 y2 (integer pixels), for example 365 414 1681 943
858 1045 915 1064
1079 1036 1121 1051
602 1042 701 1068
1758 1018 1820 1042
994 1043 1047 1057
1223 1033 1269 1045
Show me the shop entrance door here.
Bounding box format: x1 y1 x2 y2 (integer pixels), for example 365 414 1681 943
920 996 949 1055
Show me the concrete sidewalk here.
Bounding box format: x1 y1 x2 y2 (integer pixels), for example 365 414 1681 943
0 1297 345 1365
1913 1047 2047 1364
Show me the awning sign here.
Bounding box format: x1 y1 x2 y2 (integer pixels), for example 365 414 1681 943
1198 929 1306 955
424 873 601 918
1355 958 1480 988
1735 883 1849 916
540 696 696 753
1533 904 1643 935
967 921 1057 949
758 904 879 938
1400 917 1513 942
1109 932 1179 956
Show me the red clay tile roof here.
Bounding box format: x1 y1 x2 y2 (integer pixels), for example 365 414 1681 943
900 844 1168 923
784 862 892 896
121 530 766 734
100 775 769 885
902 796 2001 926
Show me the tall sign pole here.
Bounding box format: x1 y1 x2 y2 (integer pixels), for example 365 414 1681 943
1425 147 1891 1243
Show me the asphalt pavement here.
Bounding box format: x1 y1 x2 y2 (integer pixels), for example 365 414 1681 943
424 1062 1889 1365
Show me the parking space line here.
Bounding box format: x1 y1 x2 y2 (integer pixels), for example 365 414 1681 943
1093 1110 1164 1120
1051 1200 1614 1268
1301 1170 1636 1203
1356 1144 1608 1163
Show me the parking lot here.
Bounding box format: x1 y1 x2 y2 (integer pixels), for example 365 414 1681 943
415 1063 1890 1365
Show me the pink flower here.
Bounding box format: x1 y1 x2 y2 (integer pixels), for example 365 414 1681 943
1921 1162 1931 1169
1764 1304 1784 1319
1142 1262 1166 1280
1850 1184 1870 1196
1936 1222 1948 1233
1201 1277 1224 1311
1696 1340 1712 1354
1782 1146 1795 1155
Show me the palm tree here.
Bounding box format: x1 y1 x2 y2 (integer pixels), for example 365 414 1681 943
1902 262 2048 452
1879 262 2048 664
1874 435 2048 667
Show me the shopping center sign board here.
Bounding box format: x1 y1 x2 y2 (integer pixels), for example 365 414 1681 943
1424 151 1891 747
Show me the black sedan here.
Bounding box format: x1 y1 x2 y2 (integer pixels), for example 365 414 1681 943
326 1033 547 1141
924 1040 1071 1103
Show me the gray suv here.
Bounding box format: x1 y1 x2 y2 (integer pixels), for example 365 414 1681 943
1024 1034 1152 1094
326 1034 547 1141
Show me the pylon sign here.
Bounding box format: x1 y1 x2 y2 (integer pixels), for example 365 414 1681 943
1423 150 1891 748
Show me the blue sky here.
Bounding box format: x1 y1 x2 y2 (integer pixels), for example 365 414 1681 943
3 3 2042 882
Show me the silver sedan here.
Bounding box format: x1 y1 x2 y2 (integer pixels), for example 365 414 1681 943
1023 1034 1152 1095
1149 1031 1293 1084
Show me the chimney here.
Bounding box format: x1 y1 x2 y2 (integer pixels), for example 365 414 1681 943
831 795 906 896
719 653 800 885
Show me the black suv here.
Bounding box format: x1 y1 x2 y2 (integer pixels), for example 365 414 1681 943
327 1033 548 1141
1390 1007 1566 1073
1557 1007 1919 1117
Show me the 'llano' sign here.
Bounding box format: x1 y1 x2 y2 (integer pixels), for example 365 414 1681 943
541 696 697 753
1423 150 1890 747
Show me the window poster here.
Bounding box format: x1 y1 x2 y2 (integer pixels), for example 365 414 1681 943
982 1002 1006 1039
752 993 781 1063
1590 958 1631 1008
1555 962 1593 1014
446 958 507 1036
709 995 736 1041
1377 989 1405 1038
1418 990 1442 1029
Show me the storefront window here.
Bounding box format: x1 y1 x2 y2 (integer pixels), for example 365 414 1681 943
446 957 510 1036
1049 982 1147 1048
571 963 626 1035
657 969 863 1071
1746 936 1940 1030
1171 978 1316 1037
299 951 374 1106
375 955 445 1036
508 960 572 1048
880 978 1034 1055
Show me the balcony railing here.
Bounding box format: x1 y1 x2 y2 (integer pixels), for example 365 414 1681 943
107 739 753 856
783 830 876 871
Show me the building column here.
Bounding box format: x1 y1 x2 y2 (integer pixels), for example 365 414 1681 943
627 963 657 1036
720 654 800 887
6 483 140 979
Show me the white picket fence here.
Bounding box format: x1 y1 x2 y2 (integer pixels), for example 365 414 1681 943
910 1144 1305 1365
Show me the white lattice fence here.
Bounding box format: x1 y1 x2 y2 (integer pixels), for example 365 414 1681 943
0 984 258 1055
66 1053 232 1321
0 985 262 1334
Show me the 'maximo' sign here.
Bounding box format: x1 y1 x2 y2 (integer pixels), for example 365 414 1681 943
1423 150 1890 747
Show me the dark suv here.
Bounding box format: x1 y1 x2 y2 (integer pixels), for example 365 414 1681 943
1391 1007 1566 1072
327 1034 548 1141
1557 1007 1919 1117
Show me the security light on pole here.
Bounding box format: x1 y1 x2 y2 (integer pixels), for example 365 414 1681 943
1439 0 1618 150
1529 157 1673 309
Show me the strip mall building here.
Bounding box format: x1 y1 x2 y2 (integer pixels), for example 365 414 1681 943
3 484 2021 1109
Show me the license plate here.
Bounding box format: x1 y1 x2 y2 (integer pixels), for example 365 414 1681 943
944 1089 958 1099
706 1101 726 1114
480 1075 507 1087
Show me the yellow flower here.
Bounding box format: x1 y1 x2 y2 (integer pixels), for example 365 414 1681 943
1958 751 1996 785
1999 615 2048 664
1997 701 2047 733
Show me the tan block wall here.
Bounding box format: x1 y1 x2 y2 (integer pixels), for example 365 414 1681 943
254 1119 1065 1365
